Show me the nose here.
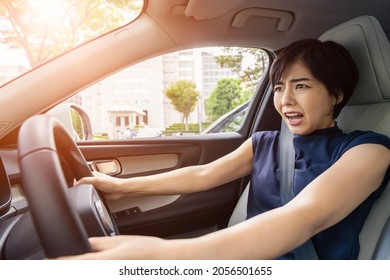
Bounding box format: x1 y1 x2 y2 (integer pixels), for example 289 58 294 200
281 87 295 106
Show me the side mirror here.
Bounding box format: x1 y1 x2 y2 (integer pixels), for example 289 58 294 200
46 103 93 141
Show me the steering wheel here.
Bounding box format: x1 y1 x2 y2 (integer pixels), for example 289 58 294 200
18 115 118 258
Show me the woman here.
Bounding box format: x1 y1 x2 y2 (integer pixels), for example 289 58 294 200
63 39 390 259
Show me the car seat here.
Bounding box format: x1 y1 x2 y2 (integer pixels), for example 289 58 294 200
228 15 390 260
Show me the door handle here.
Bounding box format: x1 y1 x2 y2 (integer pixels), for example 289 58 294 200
90 159 121 176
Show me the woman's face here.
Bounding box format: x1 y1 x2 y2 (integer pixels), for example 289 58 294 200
273 59 338 135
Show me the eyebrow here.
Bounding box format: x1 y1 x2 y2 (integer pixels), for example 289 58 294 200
275 77 313 85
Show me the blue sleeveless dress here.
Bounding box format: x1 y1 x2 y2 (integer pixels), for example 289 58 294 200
247 126 390 259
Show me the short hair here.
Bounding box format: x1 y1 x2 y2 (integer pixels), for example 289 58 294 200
269 39 358 118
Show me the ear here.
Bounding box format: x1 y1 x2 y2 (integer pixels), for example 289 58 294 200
333 89 344 105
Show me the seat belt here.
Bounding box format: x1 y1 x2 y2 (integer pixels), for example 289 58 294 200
280 121 319 259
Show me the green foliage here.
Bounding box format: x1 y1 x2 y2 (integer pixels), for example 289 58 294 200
205 78 246 121
214 54 242 73
215 47 269 90
165 80 200 130
0 0 143 67
70 108 84 140
209 48 269 123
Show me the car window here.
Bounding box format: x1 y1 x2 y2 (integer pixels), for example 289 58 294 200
202 101 249 134
60 46 269 140
0 0 144 87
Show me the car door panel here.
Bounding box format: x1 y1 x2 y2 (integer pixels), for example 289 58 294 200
78 133 247 237
113 181 240 237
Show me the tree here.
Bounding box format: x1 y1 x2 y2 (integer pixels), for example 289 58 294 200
205 78 244 122
215 47 268 90
165 80 200 130
0 0 143 67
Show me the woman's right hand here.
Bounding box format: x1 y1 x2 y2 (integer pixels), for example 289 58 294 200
76 171 126 200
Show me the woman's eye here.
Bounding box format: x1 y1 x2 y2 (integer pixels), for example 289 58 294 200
274 86 282 93
296 84 307 89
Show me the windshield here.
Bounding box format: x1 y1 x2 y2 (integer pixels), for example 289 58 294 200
0 0 144 87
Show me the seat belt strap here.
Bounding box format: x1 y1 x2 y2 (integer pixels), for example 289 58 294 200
279 121 295 204
280 121 319 259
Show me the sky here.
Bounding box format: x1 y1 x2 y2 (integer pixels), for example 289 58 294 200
0 47 30 68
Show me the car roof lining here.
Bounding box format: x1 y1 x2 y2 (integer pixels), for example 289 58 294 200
147 0 390 51
184 0 246 20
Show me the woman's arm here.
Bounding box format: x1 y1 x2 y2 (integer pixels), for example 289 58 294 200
63 143 390 259
78 137 254 199
171 143 390 259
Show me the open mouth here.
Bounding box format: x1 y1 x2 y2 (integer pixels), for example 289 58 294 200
284 112 304 125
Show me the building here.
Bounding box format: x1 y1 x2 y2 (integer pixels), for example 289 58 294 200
73 48 240 138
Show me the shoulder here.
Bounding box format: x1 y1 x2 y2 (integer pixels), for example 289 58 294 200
251 131 279 150
252 130 279 142
342 130 390 151
336 131 390 187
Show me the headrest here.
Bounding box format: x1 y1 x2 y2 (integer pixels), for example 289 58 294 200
319 16 390 105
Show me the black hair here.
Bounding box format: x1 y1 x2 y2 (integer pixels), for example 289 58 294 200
269 39 358 118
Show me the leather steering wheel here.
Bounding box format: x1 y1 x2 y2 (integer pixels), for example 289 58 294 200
18 115 117 258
